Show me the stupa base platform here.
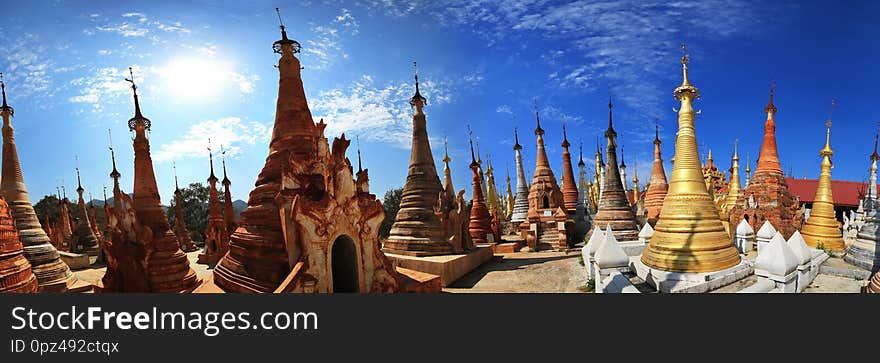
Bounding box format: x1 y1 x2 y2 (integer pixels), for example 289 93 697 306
493 241 523 254
384 245 494 287
197 253 223 266
842 247 880 273
59 251 91 270
619 241 648 257
631 257 753 293
396 267 442 293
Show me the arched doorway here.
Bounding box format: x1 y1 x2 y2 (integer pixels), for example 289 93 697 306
542 196 550 209
331 235 359 293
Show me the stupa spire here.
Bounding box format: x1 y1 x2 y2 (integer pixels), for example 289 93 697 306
720 139 742 216
468 132 492 244
441 137 454 193
207 139 218 183
645 119 669 222
122 64 199 292
801 101 844 251
381 64 452 256
0 72 72 292
0 73 12 117
511 127 530 222
755 82 782 175
588 95 640 241
561 121 579 213
641 44 741 273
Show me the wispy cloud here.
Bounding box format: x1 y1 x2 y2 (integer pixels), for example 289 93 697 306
92 12 190 41
68 66 142 113
153 117 271 163
361 0 765 115
0 33 54 100
334 8 360 35
311 72 477 148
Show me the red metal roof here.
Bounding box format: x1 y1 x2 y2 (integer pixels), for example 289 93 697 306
785 177 872 207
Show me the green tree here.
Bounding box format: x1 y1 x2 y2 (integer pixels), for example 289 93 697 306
167 182 210 242
379 187 404 239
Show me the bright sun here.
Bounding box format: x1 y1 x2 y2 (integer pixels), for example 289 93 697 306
158 58 226 100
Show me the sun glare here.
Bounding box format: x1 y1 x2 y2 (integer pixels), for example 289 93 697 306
158 58 226 100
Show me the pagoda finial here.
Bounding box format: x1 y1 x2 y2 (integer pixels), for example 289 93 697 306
468 125 478 168
534 98 544 135
746 152 751 172
0 72 13 116
605 96 617 142
173 161 180 191
561 118 570 148
872 132 879 162
409 61 426 108
765 81 777 114
654 118 661 145
733 138 739 161
821 100 834 157
124 66 151 131
108 128 120 181
272 7 301 55
620 145 626 168
75 155 84 195
220 146 231 186
207 138 218 182
442 136 450 164
578 141 585 167
102 185 107 203
476 136 482 164
674 42 700 100
513 127 522 150
357 135 364 173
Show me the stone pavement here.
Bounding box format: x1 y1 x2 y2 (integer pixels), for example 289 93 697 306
443 250 589 293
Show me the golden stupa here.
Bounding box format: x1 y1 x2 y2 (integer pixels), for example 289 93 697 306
640 45 741 273
800 115 845 251
718 140 741 218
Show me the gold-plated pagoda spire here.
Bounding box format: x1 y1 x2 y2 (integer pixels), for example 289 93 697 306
641 44 740 272
801 103 845 251
442 137 454 194
720 139 741 217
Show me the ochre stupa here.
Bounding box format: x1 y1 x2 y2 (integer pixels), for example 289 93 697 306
520 104 571 250
213 15 401 293
640 46 741 273
729 86 803 238
0 74 73 292
197 144 230 265
99 67 200 292
0 195 38 293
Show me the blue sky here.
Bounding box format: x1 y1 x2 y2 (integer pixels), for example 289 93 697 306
1 0 879 203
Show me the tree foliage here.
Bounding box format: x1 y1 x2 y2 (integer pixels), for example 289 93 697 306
379 187 404 239
34 195 107 233
167 182 210 242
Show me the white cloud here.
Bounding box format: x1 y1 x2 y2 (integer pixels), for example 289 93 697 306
92 12 190 41
153 117 271 163
334 8 360 35
311 71 479 148
68 66 141 112
496 105 512 114
97 49 112 55
0 33 54 100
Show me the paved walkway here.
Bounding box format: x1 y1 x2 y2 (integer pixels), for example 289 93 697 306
443 251 589 293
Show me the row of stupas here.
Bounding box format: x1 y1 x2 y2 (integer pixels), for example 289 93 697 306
3 8 880 293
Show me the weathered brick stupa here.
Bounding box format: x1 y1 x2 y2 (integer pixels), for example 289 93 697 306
800 117 845 251
511 128 530 222
198 144 229 265
588 99 640 242
71 168 100 256
846 135 880 271
0 195 38 293
124 67 199 292
468 136 494 244
560 123 588 241
220 151 238 234
171 165 198 252
436 139 473 252
640 46 741 273
87 201 106 263
381 64 459 256
214 13 401 293
729 86 802 238
520 104 571 250
56 196 74 252
0 75 73 292
99 147 150 293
